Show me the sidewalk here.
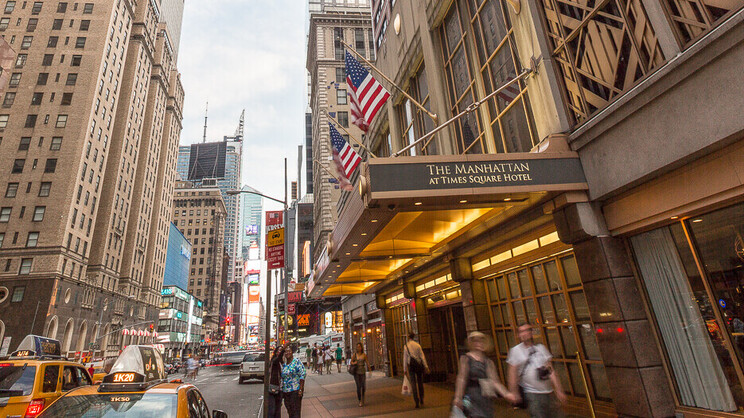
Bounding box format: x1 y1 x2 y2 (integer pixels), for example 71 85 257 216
283 367 529 418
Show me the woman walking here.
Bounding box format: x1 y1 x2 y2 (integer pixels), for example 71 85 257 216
267 343 287 418
350 342 369 407
281 345 306 418
453 332 514 417
324 345 334 374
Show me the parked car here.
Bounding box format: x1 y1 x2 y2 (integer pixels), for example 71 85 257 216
238 352 265 383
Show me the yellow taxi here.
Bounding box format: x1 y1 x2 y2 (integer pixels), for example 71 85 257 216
0 335 92 418
38 344 228 418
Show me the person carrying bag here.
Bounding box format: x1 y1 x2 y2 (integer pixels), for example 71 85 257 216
403 332 429 409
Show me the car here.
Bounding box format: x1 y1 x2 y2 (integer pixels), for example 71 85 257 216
238 352 265 383
0 335 93 418
215 350 247 368
38 344 229 418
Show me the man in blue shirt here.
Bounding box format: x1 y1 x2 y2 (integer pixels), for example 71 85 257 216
281 346 306 418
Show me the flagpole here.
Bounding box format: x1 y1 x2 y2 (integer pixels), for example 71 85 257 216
393 69 531 157
321 108 377 158
342 41 438 125
313 158 343 181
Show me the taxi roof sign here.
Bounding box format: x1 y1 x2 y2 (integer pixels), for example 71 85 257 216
10 335 62 359
99 345 166 392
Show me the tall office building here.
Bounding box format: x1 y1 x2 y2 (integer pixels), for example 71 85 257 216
307 0 373 263
176 139 242 285
238 185 263 261
172 182 227 342
0 0 185 357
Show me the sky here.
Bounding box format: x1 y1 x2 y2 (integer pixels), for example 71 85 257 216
177 0 308 212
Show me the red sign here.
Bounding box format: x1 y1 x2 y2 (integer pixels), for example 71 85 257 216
288 291 303 304
287 304 296 315
265 211 284 269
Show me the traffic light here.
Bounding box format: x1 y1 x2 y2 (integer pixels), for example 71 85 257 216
149 323 154 331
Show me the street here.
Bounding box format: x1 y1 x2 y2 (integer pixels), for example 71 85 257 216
190 366 263 417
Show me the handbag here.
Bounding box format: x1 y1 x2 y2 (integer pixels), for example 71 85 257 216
401 375 412 396
348 354 358 375
269 384 280 395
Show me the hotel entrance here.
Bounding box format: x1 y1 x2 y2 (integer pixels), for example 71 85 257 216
429 304 467 380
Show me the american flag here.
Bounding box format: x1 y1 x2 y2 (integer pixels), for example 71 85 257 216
345 51 390 132
329 122 361 191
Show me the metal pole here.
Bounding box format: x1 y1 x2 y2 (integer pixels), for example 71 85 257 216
29 301 41 334
575 351 597 418
283 158 288 342
262 268 272 418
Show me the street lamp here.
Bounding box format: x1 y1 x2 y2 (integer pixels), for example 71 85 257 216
226 157 288 418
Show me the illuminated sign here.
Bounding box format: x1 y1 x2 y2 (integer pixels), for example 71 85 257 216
325 312 333 328
288 291 303 304
248 285 260 303
161 288 173 296
15 350 32 357
245 225 258 235
112 373 136 383
297 314 310 327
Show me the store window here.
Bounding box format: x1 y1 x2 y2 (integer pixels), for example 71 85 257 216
484 252 612 402
631 202 744 411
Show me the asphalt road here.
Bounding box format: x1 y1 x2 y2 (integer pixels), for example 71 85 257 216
187 365 264 417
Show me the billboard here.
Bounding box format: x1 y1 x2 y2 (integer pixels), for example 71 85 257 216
248 285 260 303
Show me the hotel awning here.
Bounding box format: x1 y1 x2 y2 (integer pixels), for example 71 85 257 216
308 147 587 299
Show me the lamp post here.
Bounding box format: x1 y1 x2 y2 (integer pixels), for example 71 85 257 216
227 158 288 418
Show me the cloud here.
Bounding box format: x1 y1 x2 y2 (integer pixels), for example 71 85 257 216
177 0 308 200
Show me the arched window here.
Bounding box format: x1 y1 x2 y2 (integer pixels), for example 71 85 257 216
46 316 59 339
75 321 88 352
61 319 74 354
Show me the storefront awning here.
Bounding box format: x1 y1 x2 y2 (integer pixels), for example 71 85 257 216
308 148 587 299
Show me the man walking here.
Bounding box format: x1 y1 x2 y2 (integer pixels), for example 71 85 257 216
335 343 343 372
305 345 313 368
403 332 429 408
507 323 567 417
311 343 318 374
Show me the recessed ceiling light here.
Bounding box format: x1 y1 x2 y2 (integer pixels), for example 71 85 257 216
332 270 336 273
504 197 512 202
352 243 358 247
414 202 422 206
361 233 367 236
371 219 378 223
336 264 341 267
345 252 350 255
459 200 467 203
670 216 679 220
692 218 703 223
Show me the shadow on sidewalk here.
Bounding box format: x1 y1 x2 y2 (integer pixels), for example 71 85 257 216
280 370 529 418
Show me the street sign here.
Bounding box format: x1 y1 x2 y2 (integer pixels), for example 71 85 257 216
267 228 284 247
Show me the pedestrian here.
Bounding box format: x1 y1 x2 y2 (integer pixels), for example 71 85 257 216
345 346 352 368
267 343 287 418
305 345 313 368
186 356 198 380
350 342 369 407
507 323 567 418
87 363 95 378
324 345 334 374
316 345 324 375
403 332 429 408
311 343 318 374
453 332 514 417
335 343 343 372
281 345 306 418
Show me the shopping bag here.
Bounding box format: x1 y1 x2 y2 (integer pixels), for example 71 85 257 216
401 375 412 396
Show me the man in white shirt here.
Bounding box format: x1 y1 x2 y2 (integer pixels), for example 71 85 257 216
508 323 566 417
403 332 429 408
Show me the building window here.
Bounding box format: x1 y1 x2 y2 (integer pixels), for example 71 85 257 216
4 1 15 13
38 181 51 196
334 27 344 60
336 67 345 83
79 19 89 30
0 114 7 127
31 2 42 14
337 111 349 128
42 53 53 65
18 136 30 150
70 54 81 66
5 182 18 197
2 92 14 107
24 114 37 128
26 232 38 247
26 17 37 31
50 137 61 150
0 17 8 29
74 36 85 48
82 2 92 13
31 92 43 105
57 2 66 12
65 73 76 85
60 93 72 105
37 72 48 85
0 207 10 222
52 18 62 29
20 35 32 49
44 158 56 173
541 0 664 125
55 114 67 128
8 72 20 87
11 285 25 302
354 28 366 57
47 36 57 47
336 89 347 105
33 206 45 221
18 260 31 275
14 53 25 67
11 159 24 173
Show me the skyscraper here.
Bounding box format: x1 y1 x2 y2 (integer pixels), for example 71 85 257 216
0 0 185 356
238 185 263 261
